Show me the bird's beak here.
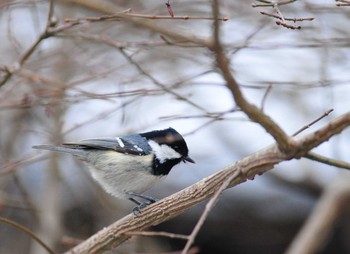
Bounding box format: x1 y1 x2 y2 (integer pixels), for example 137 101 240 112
183 156 195 163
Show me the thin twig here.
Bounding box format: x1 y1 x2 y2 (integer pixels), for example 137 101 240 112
65 0 211 47
183 118 218 136
260 11 314 21
0 216 56 254
260 84 272 112
253 0 312 30
119 48 207 112
292 109 334 136
159 108 237 121
64 13 229 23
125 230 189 240
252 0 297 7
276 20 301 30
304 152 350 170
0 154 46 176
182 170 241 254
336 0 350 6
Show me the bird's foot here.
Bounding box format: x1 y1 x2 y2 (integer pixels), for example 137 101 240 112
132 201 153 215
128 192 159 215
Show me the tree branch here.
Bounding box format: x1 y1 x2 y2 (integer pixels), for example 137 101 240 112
209 0 291 152
285 175 350 254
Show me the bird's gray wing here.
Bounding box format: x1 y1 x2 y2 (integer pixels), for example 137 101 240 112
64 135 152 155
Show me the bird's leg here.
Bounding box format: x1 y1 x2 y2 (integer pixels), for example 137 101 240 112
128 192 159 203
127 192 159 215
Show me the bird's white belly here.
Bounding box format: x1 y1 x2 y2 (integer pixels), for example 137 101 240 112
86 151 163 199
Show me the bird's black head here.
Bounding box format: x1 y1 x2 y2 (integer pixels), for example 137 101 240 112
140 128 194 175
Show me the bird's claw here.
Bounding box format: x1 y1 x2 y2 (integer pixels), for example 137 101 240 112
128 192 160 215
132 201 153 215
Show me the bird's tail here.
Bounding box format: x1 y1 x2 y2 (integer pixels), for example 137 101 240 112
33 144 87 157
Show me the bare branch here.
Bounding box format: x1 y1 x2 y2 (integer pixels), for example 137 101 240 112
64 13 229 22
276 20 301 30
209 2 291 152
253 0 313 29
285 176 350 254
252 0 297 8
336 0 350 7
260 84 272 112
260 11 314 22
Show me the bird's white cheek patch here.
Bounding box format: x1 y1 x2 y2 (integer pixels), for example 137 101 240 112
148 140 181 163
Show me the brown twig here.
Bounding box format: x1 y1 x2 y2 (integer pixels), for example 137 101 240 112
260 11 314 21
336 0 350 6
118 48 207 112
64 13 229 23
166 0 175 18
304 152 350 170
252 0 297 8
210 0 291 152
67 0 211 47
276 20 301 30
0 154 46 176
182 169 241 254
0 216 55 254
292 109 334 136
253 0 312 30
273 3 300 30
125 230 189 240
260 84 272 112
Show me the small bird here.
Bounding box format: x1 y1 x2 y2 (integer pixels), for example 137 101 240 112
33 127 194 213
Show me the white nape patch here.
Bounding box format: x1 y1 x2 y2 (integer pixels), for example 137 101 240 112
115 137 125 148
148 140 182 163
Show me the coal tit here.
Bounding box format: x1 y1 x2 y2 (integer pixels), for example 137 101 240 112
33 128 194 212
